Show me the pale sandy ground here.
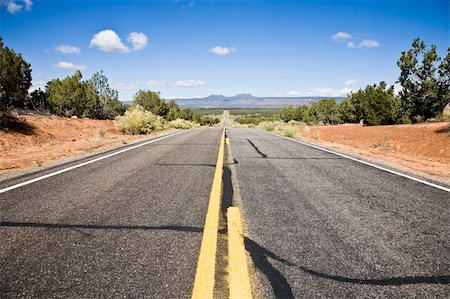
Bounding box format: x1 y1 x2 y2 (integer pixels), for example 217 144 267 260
273 122 450 185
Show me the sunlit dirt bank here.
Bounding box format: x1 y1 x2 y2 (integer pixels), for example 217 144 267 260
275 122 450 184
0 114 149 177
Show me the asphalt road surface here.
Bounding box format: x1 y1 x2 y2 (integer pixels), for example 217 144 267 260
1 129 221 298
228 127 449 298
1 124 449 298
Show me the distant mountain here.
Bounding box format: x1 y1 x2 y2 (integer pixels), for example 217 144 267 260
175 94 344 108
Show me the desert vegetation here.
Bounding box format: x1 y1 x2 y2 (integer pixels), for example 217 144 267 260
278 38 449 126
231 38 449 128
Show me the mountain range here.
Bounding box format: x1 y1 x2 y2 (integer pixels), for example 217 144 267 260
175 94 344 108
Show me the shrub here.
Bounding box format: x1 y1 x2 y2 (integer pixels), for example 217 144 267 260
442 106 450 121
193 115 221 126
168 118 199 129
283 126 297 138
258 121 275 131
115 105 165 135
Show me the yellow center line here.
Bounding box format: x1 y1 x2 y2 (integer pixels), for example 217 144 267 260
191 128 226 299
228 207 253 299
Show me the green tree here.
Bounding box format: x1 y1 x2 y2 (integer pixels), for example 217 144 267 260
177 108 193 120
0 36 32 111
166 99 181 121
25 88 49 111
338 98 356 123
308 98 340 124
397 38 449 121
89 70 124 119
133 90 169 117
345 82 399 125
279 105 297 122
46 70 98 118
437 48 450 109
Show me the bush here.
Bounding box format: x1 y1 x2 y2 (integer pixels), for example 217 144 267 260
168 118 199 129
193 115 220 126
258 121 275 131
283 126 297 138
442 106 450 121
115 105 165 135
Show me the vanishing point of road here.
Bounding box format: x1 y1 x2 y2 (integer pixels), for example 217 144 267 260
1 112 449 298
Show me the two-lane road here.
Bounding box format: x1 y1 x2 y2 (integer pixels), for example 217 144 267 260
1 124 449 298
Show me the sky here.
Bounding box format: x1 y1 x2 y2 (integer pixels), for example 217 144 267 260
0 0 448 101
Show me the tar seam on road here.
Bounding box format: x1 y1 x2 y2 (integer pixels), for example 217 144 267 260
0 131 184 194
191 128 225 299
269 132 450 193
228 207 253 299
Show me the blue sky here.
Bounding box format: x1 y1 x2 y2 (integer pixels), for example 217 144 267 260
1 0 448 101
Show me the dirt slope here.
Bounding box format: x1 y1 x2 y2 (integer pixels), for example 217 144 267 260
281 122 450 184
0 114 147 176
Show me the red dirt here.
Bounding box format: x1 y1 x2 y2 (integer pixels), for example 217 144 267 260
0 114 148 177
285 122 450 184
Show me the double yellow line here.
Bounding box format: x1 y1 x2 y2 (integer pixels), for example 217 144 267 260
191 128 252 299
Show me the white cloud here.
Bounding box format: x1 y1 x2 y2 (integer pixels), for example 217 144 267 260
344 79 359 86
331 32 351 42
174 80 206 87
128 32 148 50
90 30 148 53
56 45 81 54
347 40 380 49
287 90 301 96
113 82 141 90
307 87 352 97
147 80 169 86
358 39 380 48
6 1 22 14
4 0 32 14
53 61 86 71
90 30 129 53
24 0 31 10
209 46 236 55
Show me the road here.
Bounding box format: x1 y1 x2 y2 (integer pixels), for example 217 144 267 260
1 121 449 298
228 127 449 298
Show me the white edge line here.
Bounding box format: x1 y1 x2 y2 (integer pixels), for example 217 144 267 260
0 131 185 194
267 131 450 193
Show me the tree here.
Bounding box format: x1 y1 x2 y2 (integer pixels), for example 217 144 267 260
397 38 449 121
25 88 49 111
308 98 340 125
133 90 168 117
338 98 356 123
46 70 98 118
89 70 124 119
279 105 297 122
177 108 193 120
437 48 450 109
0 36 32 111
345 82 399 125
166 99 181 121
